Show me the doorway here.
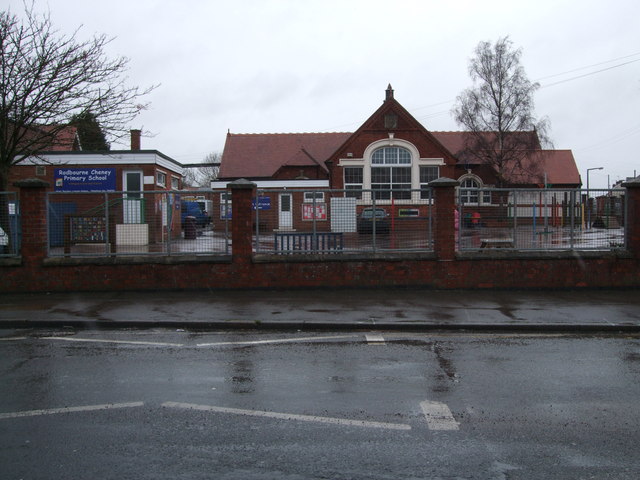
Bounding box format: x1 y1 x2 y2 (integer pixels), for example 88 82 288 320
278 193 293 230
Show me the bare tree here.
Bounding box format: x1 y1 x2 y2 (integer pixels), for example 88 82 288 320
0 5 155 191
452 36 551 186
182 152 220 188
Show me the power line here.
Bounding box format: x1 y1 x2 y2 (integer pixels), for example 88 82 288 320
535 51 640 81
540 58 640 88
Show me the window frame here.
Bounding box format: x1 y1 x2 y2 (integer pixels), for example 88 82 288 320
156 170 167 188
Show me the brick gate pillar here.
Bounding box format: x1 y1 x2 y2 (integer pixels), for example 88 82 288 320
228 179 256 263
14 178 49 266
623 177 640 257
430 177 459 261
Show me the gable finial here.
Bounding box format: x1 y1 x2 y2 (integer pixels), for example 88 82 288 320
385 84 394 101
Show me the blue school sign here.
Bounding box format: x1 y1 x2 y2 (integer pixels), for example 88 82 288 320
54 168 116 192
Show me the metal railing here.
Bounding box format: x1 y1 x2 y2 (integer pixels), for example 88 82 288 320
46 190 230 257
254 188 434 254
0 192 20 257
457 188 625 251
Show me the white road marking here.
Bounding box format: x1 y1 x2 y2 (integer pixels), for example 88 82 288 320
365 334 386 344
196 334 358 347
162 401 411 431
0 336 27 341
42 337 183 347
420 400 460 431
0 402 145 420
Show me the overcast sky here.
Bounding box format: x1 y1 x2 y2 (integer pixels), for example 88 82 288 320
7 0 640 188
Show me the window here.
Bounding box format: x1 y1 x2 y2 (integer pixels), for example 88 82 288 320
460 178 479 204
304 192 324 203
344 167 363 199
420 166 439 199
459 177 491 205
171 176 180 189
220 192 232 219
156 171 167 187
371 147 411 199
371 146 411 165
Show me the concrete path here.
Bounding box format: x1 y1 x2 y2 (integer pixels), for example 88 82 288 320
1 288 640 331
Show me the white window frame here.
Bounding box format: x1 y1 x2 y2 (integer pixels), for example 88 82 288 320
171 176 180 190
343 166 363 199
156 170 167 188
458 175 491 205
339 138 443 204
303 191 325 203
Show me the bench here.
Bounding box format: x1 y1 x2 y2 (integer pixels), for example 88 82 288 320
480 238 514 249
274 232 343 254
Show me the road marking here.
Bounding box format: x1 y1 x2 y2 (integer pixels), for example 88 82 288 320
196 334 358 347
420 400 460 431
0 402 145 420
365 334 386 344
0 336 27 341
162 401 411 431
42 337 183 347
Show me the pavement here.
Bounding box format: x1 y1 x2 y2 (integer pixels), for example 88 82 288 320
1 287 640 332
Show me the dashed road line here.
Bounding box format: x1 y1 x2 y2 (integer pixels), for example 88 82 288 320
0 336 27 341
365 334 386 345
41 337 183 347
420 400 460 431
162 401 411 431
196 334 358 347
0 402 145 420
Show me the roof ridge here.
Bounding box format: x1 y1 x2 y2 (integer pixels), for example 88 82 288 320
228 131 352 136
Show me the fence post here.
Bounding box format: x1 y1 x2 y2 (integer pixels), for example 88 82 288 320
14 178 49 265
430 177 459 261
228 179 256 262
623 178 640 257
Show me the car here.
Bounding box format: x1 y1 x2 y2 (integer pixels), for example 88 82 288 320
357 207 390 233
181 201 211 228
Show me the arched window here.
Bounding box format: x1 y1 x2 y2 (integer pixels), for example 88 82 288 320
371 146 412 199
460 177 480 204
459 176 491 205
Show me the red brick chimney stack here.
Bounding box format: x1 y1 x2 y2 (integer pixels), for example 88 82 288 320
130 129 141 151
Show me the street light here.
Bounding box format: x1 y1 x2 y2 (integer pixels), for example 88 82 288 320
586 167 604 228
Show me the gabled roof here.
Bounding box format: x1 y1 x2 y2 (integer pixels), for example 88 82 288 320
502 150 581 186
219 132 351 179
432 131 541 164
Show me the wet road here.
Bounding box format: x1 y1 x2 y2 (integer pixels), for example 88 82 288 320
1 329 639 479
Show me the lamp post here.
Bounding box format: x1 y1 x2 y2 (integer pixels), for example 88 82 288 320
586 167 603 228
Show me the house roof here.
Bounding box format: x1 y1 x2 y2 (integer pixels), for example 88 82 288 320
503 150 580 186
219 132 351 179
220 130 580 186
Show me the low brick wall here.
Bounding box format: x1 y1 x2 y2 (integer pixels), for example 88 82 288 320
1 178 639 293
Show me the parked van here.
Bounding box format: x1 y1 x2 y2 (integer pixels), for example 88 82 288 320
181 201 211 228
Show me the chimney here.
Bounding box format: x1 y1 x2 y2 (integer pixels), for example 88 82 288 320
130 129 141 151
385 84 394 101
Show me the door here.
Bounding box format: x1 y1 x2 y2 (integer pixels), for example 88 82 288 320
123 171 143 224
279 193 293 230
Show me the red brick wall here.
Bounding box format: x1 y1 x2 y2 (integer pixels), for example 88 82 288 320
1 179 639 293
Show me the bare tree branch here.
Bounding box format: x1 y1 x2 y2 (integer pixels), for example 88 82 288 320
452 37 552 186
0 5 156 190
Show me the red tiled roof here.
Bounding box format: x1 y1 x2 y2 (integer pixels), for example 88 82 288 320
503 150 580 186
431 131 542 164
219 132 351 179
220 130 580 187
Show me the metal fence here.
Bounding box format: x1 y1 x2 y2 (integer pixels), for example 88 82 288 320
0 192 20 257
458 188 626 251
46 191 230 257
254 189 434 254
